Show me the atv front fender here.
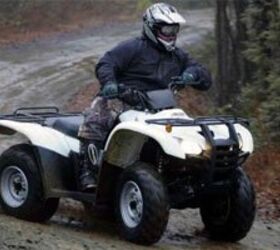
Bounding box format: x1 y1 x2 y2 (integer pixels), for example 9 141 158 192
104 121 191 167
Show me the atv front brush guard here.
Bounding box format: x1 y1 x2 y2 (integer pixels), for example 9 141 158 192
146 116 250 183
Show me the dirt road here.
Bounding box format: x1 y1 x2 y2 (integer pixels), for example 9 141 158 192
0 8 279 250
0 199 279 250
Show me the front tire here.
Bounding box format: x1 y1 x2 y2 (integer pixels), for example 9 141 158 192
115 162 169 245
200 168 256 242
0 145 59 222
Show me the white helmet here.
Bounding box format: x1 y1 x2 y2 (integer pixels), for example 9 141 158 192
143 3 186 51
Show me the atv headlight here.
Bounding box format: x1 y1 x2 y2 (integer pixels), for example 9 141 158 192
181 141 202 156
234 124 254 153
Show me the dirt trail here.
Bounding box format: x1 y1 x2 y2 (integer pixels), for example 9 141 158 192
0 8 279 250
0 199 279 250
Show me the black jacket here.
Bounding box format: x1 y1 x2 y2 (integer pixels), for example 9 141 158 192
96 36 212 91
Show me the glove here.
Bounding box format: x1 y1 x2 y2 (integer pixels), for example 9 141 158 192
181 71 195 85
171 71 196 89
101 81 118 97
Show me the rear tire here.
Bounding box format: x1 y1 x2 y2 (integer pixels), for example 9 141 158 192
115 162 169 245
200 168 256 242
0 145 59 222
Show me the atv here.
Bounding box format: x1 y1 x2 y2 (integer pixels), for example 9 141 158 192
0 82 256 245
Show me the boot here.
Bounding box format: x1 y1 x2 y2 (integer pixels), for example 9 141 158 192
79 140 102 191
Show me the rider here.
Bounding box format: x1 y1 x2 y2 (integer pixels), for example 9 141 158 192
78 3 212 190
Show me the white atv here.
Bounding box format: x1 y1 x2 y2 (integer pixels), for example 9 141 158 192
0 84 256 245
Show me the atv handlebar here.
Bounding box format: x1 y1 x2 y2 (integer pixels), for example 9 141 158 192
98 78 201 109
100 78 200 99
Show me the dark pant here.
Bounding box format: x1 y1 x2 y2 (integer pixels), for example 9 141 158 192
78 97 126 146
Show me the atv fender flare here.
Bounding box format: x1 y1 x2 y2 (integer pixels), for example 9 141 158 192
0 120 79 157
104 121 186 167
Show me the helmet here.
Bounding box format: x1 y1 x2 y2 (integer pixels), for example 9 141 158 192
143 3 186 51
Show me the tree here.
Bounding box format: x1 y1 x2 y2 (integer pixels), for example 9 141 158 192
215 0 280 145
215 0 250 107
241 0 280 144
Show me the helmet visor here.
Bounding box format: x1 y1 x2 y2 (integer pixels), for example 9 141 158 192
159 24 180 37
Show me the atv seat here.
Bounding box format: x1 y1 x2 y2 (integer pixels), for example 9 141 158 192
51 116 84 138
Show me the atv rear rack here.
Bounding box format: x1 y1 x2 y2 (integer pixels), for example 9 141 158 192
0 106 82 124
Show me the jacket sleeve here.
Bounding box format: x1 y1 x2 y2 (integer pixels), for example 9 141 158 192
95 39 139 86
183 51 212 91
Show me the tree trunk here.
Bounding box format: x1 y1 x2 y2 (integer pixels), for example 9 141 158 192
215 0 252 107
216 0 230 106
233 0 251 86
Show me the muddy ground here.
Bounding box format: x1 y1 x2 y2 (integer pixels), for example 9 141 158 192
0 199 279 250
0 8 280 250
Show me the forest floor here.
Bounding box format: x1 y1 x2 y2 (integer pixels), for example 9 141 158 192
0 6 279 250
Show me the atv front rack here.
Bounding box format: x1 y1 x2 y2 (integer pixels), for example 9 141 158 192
145 115 249 127
146 115 250 175
146 115 245 151
0 106 81 124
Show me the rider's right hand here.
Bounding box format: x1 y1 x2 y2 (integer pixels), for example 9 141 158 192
100 81 119 97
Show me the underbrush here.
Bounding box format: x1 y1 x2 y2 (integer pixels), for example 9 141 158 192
246 147 280 221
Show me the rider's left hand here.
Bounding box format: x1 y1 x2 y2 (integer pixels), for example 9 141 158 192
171 70 199 89
181 71 195 85
171 71 194 84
